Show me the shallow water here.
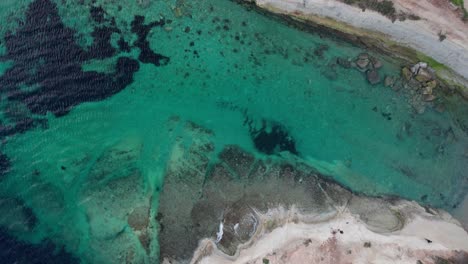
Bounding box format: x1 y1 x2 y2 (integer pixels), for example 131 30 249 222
0 0 467 263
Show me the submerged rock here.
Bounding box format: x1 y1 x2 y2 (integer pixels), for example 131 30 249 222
408 78 423 90
137 0 151 8
352 53 370 70
366 69 380 85
356 59 369 69
0 197 37 234
128 205 150 231
336 57 352 68
249 121 298 156
77 138 156 263
358 53 370 60
356 57 370 70
423 94 437 102
313 44 329 57
219 145 255 178
384 75 396 87
370 56 382 69
321 67 339 80
422 85 434 95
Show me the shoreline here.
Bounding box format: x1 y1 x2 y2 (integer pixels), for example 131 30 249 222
156 137 468 264
191 205 468 264
236 0 468 98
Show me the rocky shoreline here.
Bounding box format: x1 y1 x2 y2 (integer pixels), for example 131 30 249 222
192 207 468 264
156 121 468 264
337 52 446 114
234 0 468 99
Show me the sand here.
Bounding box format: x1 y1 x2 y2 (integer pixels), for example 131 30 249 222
193 208 468 264
453 195 468 231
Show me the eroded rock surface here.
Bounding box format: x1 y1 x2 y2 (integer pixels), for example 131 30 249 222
158 122 468 263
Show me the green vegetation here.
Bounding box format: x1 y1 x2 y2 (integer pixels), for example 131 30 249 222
415 52 446 71
450 0 468 21
343 0 396 19
407 14 421 20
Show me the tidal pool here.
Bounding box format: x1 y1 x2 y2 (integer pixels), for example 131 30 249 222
0 0 467 263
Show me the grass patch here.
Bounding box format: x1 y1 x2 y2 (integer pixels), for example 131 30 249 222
343 0 396 19
415 52 446 71
451 0 464 6
450 0 468 21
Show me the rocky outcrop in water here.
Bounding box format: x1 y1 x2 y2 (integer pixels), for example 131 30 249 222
400 62 441 114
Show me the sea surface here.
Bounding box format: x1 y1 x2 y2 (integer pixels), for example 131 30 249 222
0 0 467 263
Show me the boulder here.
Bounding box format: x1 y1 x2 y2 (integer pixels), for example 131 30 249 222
425 80 438 90
401 67 412 81
137 0 151 8
408 78 422 90
423 94 437 102
366 69 380 85
370 57 382 69
422 86 433 95
410 62 427 74
336 57 352 68
358 53 370 60
415 68 433 83
356 58 370 69
384 76 395 87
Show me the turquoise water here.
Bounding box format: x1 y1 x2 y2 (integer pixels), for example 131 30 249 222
0 0 467 263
